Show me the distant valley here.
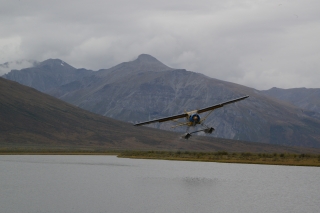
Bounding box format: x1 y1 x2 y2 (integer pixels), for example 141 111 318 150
2 54 320 148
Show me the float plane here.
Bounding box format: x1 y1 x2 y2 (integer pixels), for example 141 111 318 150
134 95 249 139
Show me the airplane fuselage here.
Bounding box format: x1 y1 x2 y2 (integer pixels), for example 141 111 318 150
187 113 201 126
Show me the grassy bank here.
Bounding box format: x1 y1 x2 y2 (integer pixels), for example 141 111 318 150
0 145 121 155
118 150 320 167
1 147 320 166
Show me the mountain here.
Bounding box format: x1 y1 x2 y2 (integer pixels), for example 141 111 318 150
262 87 320 117
97 54 174 74
3 54 320 148
3 77 315 154
2 59 93 92
0 60 37 76
0 77 183 149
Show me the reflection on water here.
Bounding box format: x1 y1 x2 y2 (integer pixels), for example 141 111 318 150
0 155 319 213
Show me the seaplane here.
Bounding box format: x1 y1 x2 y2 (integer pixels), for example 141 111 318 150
134 95 249 139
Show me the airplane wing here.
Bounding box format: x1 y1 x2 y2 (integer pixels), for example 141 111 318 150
197 95 249 113
134 95 249 126
134 113 188 126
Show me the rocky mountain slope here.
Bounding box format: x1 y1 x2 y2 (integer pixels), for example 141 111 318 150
3 54 320 148
0 60 37 76
2 59 92 92
3 77 314 154
262 87 320 117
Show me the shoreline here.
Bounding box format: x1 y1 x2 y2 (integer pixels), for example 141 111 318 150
118 151 320 167
1 150 320 167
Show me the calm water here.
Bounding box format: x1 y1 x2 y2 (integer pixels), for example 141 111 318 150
0 155 319 213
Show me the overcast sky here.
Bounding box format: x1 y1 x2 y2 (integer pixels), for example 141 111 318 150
1 0 320 90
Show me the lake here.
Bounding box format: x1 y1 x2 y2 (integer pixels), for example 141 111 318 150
0 155 319 213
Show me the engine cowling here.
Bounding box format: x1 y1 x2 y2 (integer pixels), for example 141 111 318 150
189 114 201 124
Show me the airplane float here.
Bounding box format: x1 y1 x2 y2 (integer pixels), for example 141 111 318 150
134 95 249 139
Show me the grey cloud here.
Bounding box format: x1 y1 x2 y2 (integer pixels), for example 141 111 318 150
1 0 320 89
0 60 36 76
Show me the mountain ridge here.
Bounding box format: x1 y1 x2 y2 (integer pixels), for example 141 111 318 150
262 87 320 117
2 59 93 92
4 77 317 154
2 54 320 148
